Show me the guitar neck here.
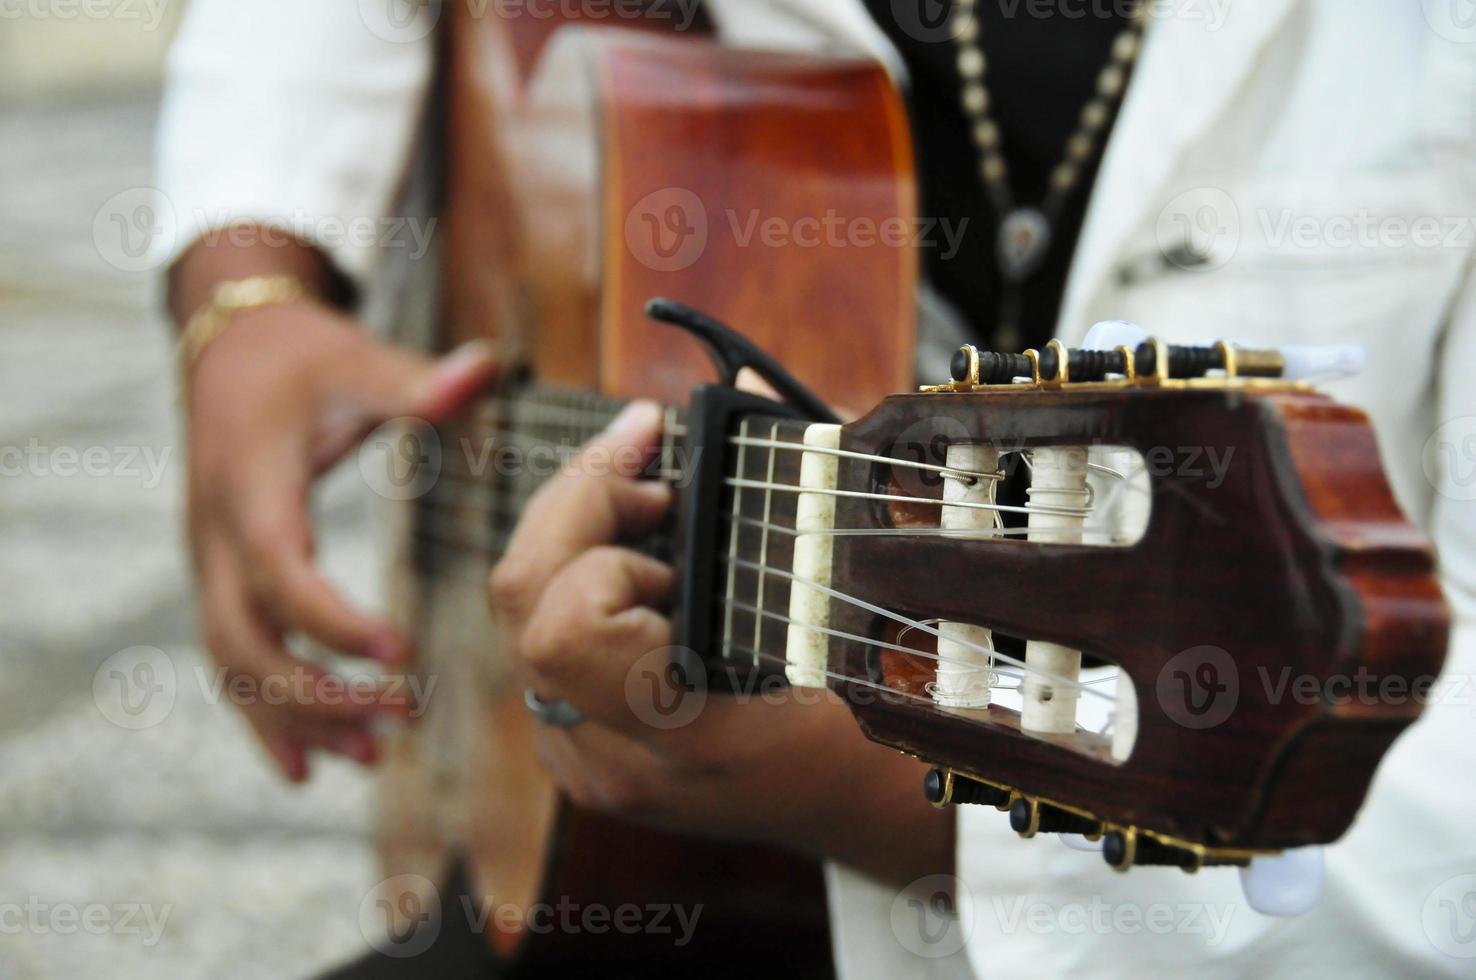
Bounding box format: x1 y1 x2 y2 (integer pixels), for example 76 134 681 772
706 414 817 681
414 383 685 575
413 381 832 692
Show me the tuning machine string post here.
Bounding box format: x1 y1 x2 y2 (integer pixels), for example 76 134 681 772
927 334 1365 392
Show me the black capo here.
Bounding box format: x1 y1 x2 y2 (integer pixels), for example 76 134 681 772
645 298 837 692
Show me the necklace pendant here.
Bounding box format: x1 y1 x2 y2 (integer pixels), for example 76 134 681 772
997 208 1052 283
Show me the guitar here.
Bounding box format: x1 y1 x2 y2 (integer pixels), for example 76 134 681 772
377 3 914 973
388 291 1449 965
376 2 1448 968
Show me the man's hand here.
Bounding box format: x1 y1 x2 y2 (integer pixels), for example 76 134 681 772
490 402 952 887
184 293 494 781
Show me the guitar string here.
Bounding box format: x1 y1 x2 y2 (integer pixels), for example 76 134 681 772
721 597 1023 687
725 514 1112 540
404 522 1111 700
727 435 1004 484
722 477 1090 519
455 395 1135 494
406 515 1117 575
716 643 964 710
720 645 1124 743
416 397 1122 701
721 555 1112 701
441 420 1126 490
434 423 1078 488
388 552 1120 740
727 435 1132 484
413 498 1120 545
724 598 1141 712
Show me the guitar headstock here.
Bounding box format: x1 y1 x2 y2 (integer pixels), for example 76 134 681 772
656 303 1451 872
732 337 1448 871
673 329 1452 873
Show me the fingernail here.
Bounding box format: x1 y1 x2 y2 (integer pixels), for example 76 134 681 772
603 400 662 438
634 479 673 506
438 339 497 377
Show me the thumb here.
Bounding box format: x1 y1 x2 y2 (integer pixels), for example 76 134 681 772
314 338 498 469
406 339 500 424
379 338 499 425
336 336 498 423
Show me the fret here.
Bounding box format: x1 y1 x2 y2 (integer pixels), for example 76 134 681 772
660 404 680 484
756 423 803 672
715 415 808 676
720 419 750 663
414 387 823 688
414 384 625 575
750 422 779 667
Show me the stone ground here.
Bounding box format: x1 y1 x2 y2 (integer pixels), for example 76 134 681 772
0 97 388 979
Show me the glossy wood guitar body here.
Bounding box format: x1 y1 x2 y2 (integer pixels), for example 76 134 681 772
379 2 916 970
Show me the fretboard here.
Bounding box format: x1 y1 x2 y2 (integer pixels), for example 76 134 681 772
413 387 817 679
715 415 812 674
412 384 681 576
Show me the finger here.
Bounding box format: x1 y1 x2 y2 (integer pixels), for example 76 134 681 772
263 730 310 783
308 338 499 469
204 546 413 722
237 698 382 776
735 367 780 400
516 547 676 734
409 340 500 424
490 401 670 623
327 334 498 421
531 720 665 821
230 485 408 664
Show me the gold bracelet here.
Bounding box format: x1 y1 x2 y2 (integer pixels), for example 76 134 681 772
177 275 310 400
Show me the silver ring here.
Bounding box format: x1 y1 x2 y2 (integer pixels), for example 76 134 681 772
524 688 585 729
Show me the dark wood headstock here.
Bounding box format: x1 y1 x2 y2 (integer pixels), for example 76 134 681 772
825 382 1447 863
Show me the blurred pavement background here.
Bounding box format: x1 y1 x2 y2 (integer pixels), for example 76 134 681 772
0 6 390 977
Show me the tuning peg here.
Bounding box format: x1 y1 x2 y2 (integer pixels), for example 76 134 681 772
1280 345 1365 382
1009 798 1103 838
1103 829 1200 870
1239 847 1325 916
1059 833 1104 852
1082 320 1148 352
949 345 1033 386
922 768 1010 808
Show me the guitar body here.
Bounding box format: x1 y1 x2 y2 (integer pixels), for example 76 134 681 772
379 3 916 971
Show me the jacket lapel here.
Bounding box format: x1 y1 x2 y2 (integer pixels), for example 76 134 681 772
1058 0 1304 336
708 0 1307 340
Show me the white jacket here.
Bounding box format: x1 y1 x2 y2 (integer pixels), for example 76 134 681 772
157 2 1476 977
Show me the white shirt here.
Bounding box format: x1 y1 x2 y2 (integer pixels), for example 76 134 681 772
157 2 1476 977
